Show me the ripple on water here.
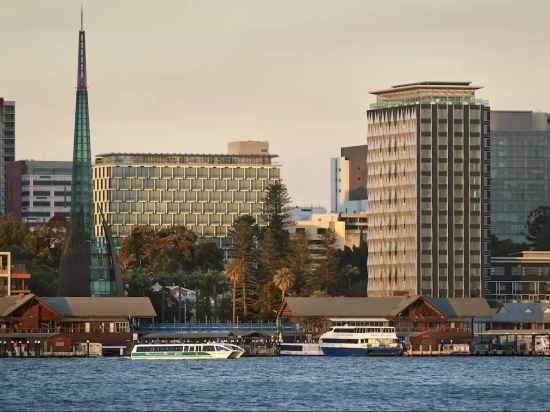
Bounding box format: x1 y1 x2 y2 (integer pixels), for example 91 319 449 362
2 357 550 411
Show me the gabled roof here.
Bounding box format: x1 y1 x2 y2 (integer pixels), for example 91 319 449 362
429 298 493 318
493 303 550 323
41 297 156 319
0 294 36 316
283 296 492 319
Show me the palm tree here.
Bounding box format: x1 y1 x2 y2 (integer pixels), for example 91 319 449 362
224 259 241 323
272 267 295 305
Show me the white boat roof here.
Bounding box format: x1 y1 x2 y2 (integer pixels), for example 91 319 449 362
329 318 390 322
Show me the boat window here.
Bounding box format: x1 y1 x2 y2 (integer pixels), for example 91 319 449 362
135 346 145 353
322 338 359 344
203 345 215 352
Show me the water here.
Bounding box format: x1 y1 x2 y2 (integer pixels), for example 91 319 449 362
2 357 550 411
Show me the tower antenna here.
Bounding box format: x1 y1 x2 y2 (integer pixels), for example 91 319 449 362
81 4 84 31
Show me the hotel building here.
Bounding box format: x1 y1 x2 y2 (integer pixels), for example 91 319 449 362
92 142 281 247
366 81 490 298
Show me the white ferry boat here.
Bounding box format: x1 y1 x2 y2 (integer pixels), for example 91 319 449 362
279 342 324 356
319 318 403 356
222 343 246 358
130 343 234 360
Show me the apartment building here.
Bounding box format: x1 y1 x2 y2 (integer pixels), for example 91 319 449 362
366 81 490 298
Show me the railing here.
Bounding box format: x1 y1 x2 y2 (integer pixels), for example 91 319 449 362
135 322 297 333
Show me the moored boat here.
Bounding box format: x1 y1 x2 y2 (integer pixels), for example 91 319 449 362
279 342 324 356
319 318 402 356
222 343 246 358
130 343 233 360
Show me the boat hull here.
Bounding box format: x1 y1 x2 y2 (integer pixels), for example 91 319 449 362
321 346 402 357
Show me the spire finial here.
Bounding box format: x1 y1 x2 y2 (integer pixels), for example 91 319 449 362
81 4 84 31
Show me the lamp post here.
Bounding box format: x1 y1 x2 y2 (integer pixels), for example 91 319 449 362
86 339 90 357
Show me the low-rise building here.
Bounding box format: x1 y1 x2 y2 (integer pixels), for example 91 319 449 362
282 295 492 350
488 251 550 305
288 206 327 222
287 213 346 260
0 294 156 355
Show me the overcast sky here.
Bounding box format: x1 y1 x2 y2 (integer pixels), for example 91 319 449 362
3 0 550 208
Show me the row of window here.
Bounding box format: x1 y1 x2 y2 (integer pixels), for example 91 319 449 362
96 166 280 179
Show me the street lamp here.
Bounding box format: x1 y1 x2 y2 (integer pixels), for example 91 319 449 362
86 339 90 357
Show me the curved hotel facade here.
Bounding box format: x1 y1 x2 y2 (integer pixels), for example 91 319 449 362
366 82 490 298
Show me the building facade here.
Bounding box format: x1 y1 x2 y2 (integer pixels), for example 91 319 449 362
6 160 72 225
287 213 346 261
366 81 490 298
488 251 550 305
0 99 15 215
491 111 550 243
330 145 368 213
92 145 281 247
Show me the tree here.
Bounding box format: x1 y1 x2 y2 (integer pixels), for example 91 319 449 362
273 267 295 304
224 259 241 323
489 234 528 257
228 215 258 320
288 233 312 296
527 206 550 251
313 228 339 294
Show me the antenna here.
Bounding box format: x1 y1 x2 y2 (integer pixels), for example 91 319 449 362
81 4 84 31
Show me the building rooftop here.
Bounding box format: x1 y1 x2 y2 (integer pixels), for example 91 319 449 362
95 152 278 166
41 297 157 319
369 81 487 109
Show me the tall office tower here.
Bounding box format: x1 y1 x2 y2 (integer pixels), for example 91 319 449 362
330 145 368 213
59 15 120 297
0 99 15 214
6 160 72 225
92 142 281 248
491 111 550 243
366 82 490 298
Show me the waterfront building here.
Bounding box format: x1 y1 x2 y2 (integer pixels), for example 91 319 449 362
330 145 368 213
92 143 281 247
6 160 72 225
0 98 15 215
366 81 491 298
491 111 550 243
488 251 550 305
282 295 492 350
58 15 120 297
0 294 155 355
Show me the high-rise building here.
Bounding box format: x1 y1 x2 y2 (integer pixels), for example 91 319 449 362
92 142 281 247
491 111 550 243
58 14 120 297
0 99 15 214
366 81 490 298
6 160 72 225
330 145 368 213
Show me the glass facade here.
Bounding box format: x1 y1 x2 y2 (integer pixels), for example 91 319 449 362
491 112 550 243
93 155 280 248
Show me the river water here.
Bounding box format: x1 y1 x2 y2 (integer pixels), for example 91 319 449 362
2 357 549 411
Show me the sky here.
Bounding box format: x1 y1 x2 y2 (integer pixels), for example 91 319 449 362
2 0 550 208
